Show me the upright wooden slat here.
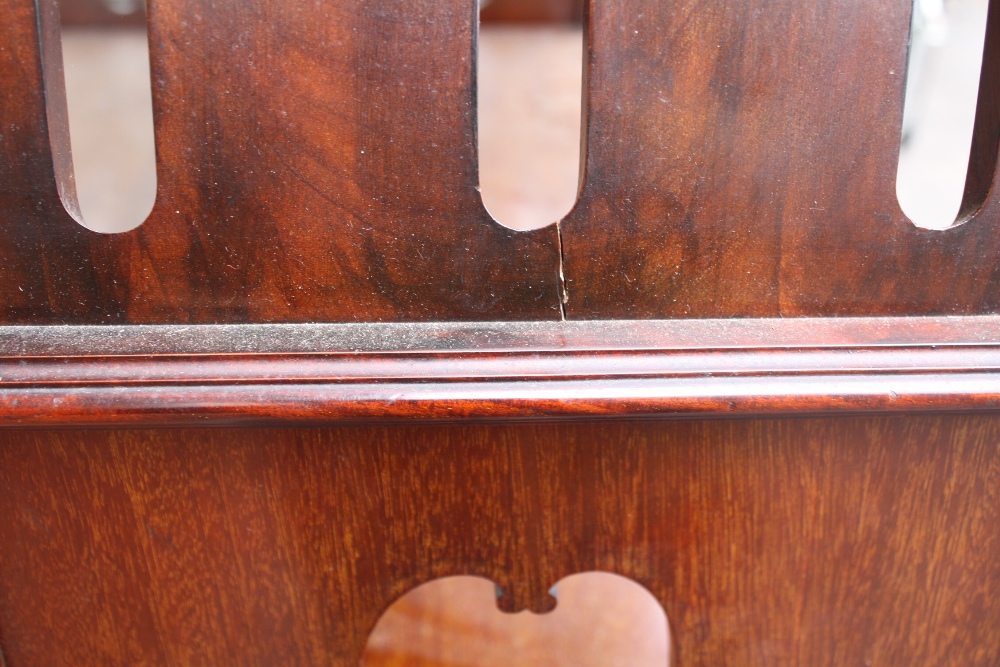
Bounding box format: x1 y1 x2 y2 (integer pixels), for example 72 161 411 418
562 0 1000 317
0 0 57 209
0 0 561 324
0 0 107 321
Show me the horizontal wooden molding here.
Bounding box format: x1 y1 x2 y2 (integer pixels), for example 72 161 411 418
2 317 1000 426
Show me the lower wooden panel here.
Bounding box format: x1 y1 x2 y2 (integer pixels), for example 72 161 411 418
1 416 998 666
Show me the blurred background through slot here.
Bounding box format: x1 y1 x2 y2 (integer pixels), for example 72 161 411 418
897 0 990 229
61 0 155 232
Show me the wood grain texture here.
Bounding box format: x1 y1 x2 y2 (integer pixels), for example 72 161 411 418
7 0 1000 321
1 416 998 666
58 0 584 26
561 0 1000 318
3 317 1000 426
0 0 561 324
4 4 1000 666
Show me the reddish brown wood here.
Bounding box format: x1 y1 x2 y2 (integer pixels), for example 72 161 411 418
6 374 1000 426
0 0 561 324
2 318 1000 426
58 0 583 26
1 417 998 666
961 0 1000 219
561 0 1000 318
3 1 1000 665
480 0 583 24
8 0 1000 321
59 0 146 26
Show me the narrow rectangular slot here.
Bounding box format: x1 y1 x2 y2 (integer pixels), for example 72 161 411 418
477 2 585 231
897 0 995 229
53 0 156 232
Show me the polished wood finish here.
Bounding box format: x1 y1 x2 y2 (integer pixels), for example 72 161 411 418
3 0 1000 665
2 0 561 324
481 0 583 24
562 0 1000 317
7 0 1000 322
2 317 1000 426
59 0 584 26
2 417 998 666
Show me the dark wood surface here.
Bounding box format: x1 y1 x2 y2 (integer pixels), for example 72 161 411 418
480 0 583 23
5 0 1000 322
4 1 1000 665
58 0 584 26
1 0 561 324
59 0 146 26
561 0 1000 318
1 416 998 666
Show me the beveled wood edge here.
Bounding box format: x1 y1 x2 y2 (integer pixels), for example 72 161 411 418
2 316 999 356
2 317 1000 426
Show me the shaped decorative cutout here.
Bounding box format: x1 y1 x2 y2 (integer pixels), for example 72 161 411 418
897 0 995 229
477 21 584 231
362 573 671 667
54 1 156 232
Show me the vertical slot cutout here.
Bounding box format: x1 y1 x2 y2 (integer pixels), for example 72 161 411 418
477 5 585 230
897 0 996 229
55 0 155 233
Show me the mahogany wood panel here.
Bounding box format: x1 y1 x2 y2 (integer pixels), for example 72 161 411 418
0 0 561 324
561 0 1000 317
1 416 998 666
